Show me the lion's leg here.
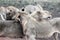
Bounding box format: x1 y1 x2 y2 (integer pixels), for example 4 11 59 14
26 27 36 40
1 15 5 21
54 33 59 40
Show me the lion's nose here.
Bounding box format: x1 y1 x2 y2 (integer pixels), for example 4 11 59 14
47 15 52 19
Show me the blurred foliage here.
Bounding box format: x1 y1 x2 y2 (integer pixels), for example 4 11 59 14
0 0 29 8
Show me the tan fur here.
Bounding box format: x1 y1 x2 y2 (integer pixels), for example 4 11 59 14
12 12 20 21
7 6 20 12
6 6 20 20
7 7 53 40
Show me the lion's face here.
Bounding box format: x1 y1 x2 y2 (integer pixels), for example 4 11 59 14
6 6 20 20
31 10 52 21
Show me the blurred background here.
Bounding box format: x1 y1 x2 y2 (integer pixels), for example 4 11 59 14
0 0 60 18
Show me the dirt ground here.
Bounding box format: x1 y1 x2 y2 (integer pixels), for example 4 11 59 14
0 33 59 40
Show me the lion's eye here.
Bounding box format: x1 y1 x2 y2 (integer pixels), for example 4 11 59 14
37 11 41 14
10 10 12 12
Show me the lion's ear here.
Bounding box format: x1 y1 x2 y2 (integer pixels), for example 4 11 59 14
22 8 24 11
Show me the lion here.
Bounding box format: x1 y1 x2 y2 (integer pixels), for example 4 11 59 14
20 11 59 40
11 9 53 40
6 6 20 20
